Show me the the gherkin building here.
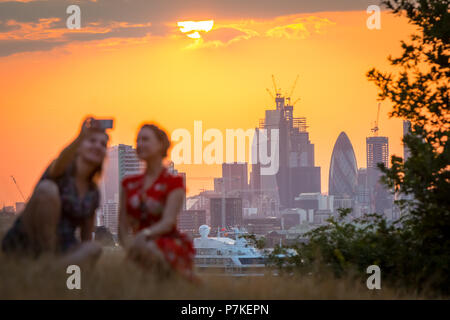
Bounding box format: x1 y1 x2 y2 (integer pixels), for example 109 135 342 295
328 132 358 197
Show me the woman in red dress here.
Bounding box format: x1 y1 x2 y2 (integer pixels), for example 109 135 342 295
118 124 195 279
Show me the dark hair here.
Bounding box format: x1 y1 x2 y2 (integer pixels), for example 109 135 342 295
140 124 170 158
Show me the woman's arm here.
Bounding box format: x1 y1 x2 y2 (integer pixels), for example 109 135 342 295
80 214 96 241
47 117 93 179
118 188 133 248
142 188 184 239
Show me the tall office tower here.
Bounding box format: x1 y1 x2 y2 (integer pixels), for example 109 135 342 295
403 120 412 161
221 162 248 195
167 161 187 210
366 136 389 169
252 93 320 210
329 132 358 198
99 144 145 234
357 168 370 213
366 136 391 213
210 197 243 230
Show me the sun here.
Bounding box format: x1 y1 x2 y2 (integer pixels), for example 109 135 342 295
177 20 214 39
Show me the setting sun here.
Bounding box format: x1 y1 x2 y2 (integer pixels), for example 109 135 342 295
177 20 214 39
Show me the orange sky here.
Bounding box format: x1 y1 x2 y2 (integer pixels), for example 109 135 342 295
0 10 416 205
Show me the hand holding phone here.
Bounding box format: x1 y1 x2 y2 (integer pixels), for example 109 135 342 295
92 119 114 130
79 117 114 139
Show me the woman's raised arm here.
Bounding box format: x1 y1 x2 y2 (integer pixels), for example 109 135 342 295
47 118 93 179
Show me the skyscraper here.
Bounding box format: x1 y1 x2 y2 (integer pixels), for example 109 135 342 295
357 168 370 213
329 132 358 198
168 161 187 210
210 197 243 230
99 144 145 234
403 120 411 161
252 93 320 210
221 162 248 195
366 136 391 213
366 136 389 169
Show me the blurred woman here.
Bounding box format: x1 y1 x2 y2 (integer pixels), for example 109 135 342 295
119 124 195 280
2 117 109 266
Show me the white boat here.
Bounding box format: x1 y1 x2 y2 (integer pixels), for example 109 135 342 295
193 225 266 276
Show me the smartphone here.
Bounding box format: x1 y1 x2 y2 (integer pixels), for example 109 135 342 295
92 119 114 130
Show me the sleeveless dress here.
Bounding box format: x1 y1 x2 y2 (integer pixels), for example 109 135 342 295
122 167 195 277
2 161 100 256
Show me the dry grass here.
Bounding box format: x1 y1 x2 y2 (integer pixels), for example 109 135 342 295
0 248 424 300
0 216 424 300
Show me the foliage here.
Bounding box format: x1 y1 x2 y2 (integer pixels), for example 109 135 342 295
269 0 449 296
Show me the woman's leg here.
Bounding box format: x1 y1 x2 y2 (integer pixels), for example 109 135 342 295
20 180 61 253
57 241 102 268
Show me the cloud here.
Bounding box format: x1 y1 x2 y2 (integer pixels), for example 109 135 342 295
0 20 20 32
203 27 252 44
266 17 336 39
181 15 336 49
0 0 375 56
0 38 64 57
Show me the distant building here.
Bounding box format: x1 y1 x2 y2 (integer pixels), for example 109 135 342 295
168 161 187 210
266 230 287 247
366 136 392 214
252 94 321 210
221 162 248 195
281 207 314 229
99 144 145 234
366 136 389 169
214 178 223 193
329 132 358 199
357 168 370 212
1 206 15 215
243 216 281 236
294 192 334 211
177 209 206 237
210 197 243 230
290 167 321 201
15 202 25 214
403 120 412 161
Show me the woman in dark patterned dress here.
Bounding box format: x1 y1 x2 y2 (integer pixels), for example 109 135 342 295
2 117 109 266
119 124 195 280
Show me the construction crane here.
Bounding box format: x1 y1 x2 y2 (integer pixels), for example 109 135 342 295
288 74 299 99
371 103 381 136
266 75 280 101
10 175 26 202
272 74 279 96
265 88 275 100
266 74 301 107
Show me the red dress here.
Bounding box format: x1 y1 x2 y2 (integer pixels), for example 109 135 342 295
122 167 195 277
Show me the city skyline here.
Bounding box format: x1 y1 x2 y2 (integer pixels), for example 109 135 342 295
0 8 414 205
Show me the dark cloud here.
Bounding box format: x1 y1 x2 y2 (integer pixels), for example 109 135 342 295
64 25 153 42
0 0 380 23
0 0 380 56
0 20 20 32
0 39 65 57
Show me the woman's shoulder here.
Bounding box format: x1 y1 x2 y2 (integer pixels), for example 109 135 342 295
161 168 185 191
